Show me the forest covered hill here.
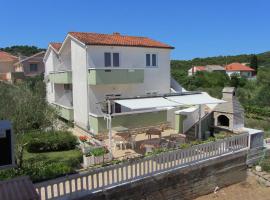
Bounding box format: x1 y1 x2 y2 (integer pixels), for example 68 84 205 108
0 45 46 57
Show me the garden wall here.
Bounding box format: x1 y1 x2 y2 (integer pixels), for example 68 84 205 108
79 151 247 200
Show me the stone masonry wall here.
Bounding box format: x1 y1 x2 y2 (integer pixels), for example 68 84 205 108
79 151 247 200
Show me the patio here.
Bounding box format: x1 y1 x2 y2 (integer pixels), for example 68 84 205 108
103 126 186 159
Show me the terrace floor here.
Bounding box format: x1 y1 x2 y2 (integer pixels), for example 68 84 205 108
104 129 183 159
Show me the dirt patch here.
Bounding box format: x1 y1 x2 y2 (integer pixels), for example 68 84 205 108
195 175 270 200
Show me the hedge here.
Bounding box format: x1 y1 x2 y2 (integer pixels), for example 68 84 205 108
26 131 78 153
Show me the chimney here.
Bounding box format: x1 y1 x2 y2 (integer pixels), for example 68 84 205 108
222 87 236 100
113 32 120 35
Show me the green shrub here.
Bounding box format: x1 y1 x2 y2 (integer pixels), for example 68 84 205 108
26 131 77 153
260 158 270 172
179 143 191 149
87 147 108 157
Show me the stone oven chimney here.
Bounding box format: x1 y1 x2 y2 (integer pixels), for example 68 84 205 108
113 32 120 35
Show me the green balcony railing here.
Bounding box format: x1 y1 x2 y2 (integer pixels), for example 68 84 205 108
52 103 74 121
88 68 144 85
49 71 72 84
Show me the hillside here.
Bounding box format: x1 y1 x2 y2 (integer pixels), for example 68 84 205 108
0 45 46 57
171 51 270 75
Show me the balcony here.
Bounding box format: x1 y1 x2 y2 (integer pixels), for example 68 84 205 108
52 103 74 121
88 68 144 85
49 71 72 84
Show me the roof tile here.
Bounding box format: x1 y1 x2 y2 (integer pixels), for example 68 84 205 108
69 32 174 49
225 63 254 71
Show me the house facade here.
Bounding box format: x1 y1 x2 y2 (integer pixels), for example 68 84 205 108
14 51 45 77
188 65 225 76
44 32 178 134
0 51 18 82
225 63 254 78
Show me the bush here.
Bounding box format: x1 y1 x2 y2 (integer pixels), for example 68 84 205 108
87 147 108 157
26 131 78 153
260 158 270 172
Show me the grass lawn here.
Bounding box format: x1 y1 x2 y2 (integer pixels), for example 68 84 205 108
23 149 82 164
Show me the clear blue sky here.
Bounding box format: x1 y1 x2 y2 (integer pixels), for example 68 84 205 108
1 0 270 60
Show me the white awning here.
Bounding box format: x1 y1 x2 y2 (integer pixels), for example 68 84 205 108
114 97 181 110
114 92 225 110
166 92 225 105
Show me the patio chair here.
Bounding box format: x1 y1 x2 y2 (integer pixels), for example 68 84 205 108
160 141 169 149
129 134 137 149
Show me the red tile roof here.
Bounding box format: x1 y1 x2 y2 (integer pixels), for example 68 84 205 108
194 66 206 71
225 63 254 71
69 32 174 49
50 42 62 51
0 51 18 62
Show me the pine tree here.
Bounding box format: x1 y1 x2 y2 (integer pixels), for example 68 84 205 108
250 55 258 73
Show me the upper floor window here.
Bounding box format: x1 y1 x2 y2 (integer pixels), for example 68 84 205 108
104 52 120 67
146 54 157 67
29 63 38 72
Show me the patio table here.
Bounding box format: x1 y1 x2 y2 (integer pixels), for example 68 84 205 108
112 126 129 133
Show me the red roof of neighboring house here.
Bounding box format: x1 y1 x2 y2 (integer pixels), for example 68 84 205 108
50 42 62 51
194 66 206 71
69 32 174 49
0 51 18 62
225 63 254 71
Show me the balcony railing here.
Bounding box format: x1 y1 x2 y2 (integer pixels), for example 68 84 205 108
52 103 74 121
88 68 144 85
49 71 72 84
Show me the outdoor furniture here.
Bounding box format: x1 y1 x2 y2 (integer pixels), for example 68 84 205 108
112 126 129 133
146 128 162 139
140 138 161 153
113 135 129 150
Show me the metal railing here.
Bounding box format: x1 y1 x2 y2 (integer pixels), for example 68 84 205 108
35 133 249 200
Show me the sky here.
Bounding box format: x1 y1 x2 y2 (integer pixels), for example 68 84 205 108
0 0 270 60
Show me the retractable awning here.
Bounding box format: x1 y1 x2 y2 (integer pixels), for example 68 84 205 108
166 92 226 105
114 97 181 110
114 92 225 110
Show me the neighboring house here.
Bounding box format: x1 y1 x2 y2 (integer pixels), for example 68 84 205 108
188 65 225 76
225 63 255 78
0 51 18 82
14 51 45 77
188 66 205 76
44 32 225 136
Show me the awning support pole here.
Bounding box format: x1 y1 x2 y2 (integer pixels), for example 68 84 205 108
107 100 113 153
198 104 202 140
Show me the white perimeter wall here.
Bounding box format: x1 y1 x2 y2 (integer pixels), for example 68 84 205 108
71 40 89 129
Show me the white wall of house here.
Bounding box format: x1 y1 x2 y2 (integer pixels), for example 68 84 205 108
45 50 55 104
87 46 171 115
226 71 252 78
71 40 89 129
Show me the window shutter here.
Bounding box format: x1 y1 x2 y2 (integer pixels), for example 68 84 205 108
104 53 111 67
113 53 120 67
146 54 151 66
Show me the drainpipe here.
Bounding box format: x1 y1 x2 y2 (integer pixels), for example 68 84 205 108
86 46 90 131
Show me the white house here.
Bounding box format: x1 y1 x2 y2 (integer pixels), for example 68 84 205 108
225 63 255 78
44 32 224 137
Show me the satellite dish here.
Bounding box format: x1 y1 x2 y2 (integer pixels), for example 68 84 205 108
0 121 15 169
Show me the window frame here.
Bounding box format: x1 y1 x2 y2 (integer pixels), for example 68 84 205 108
145 53 158 68
29 63 38 72
104 52 120 67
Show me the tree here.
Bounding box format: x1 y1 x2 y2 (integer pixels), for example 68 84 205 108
250 55 258 73
0 81 58 168
0 45 46 57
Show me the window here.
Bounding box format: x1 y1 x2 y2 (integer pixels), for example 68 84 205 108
104 52 120 67
114 103 121 113
152 54 157 66
104 53 111 67
113 53 120 67
146 54 151 66
146 54 157 67
29 64 38 72
64 84 72 91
